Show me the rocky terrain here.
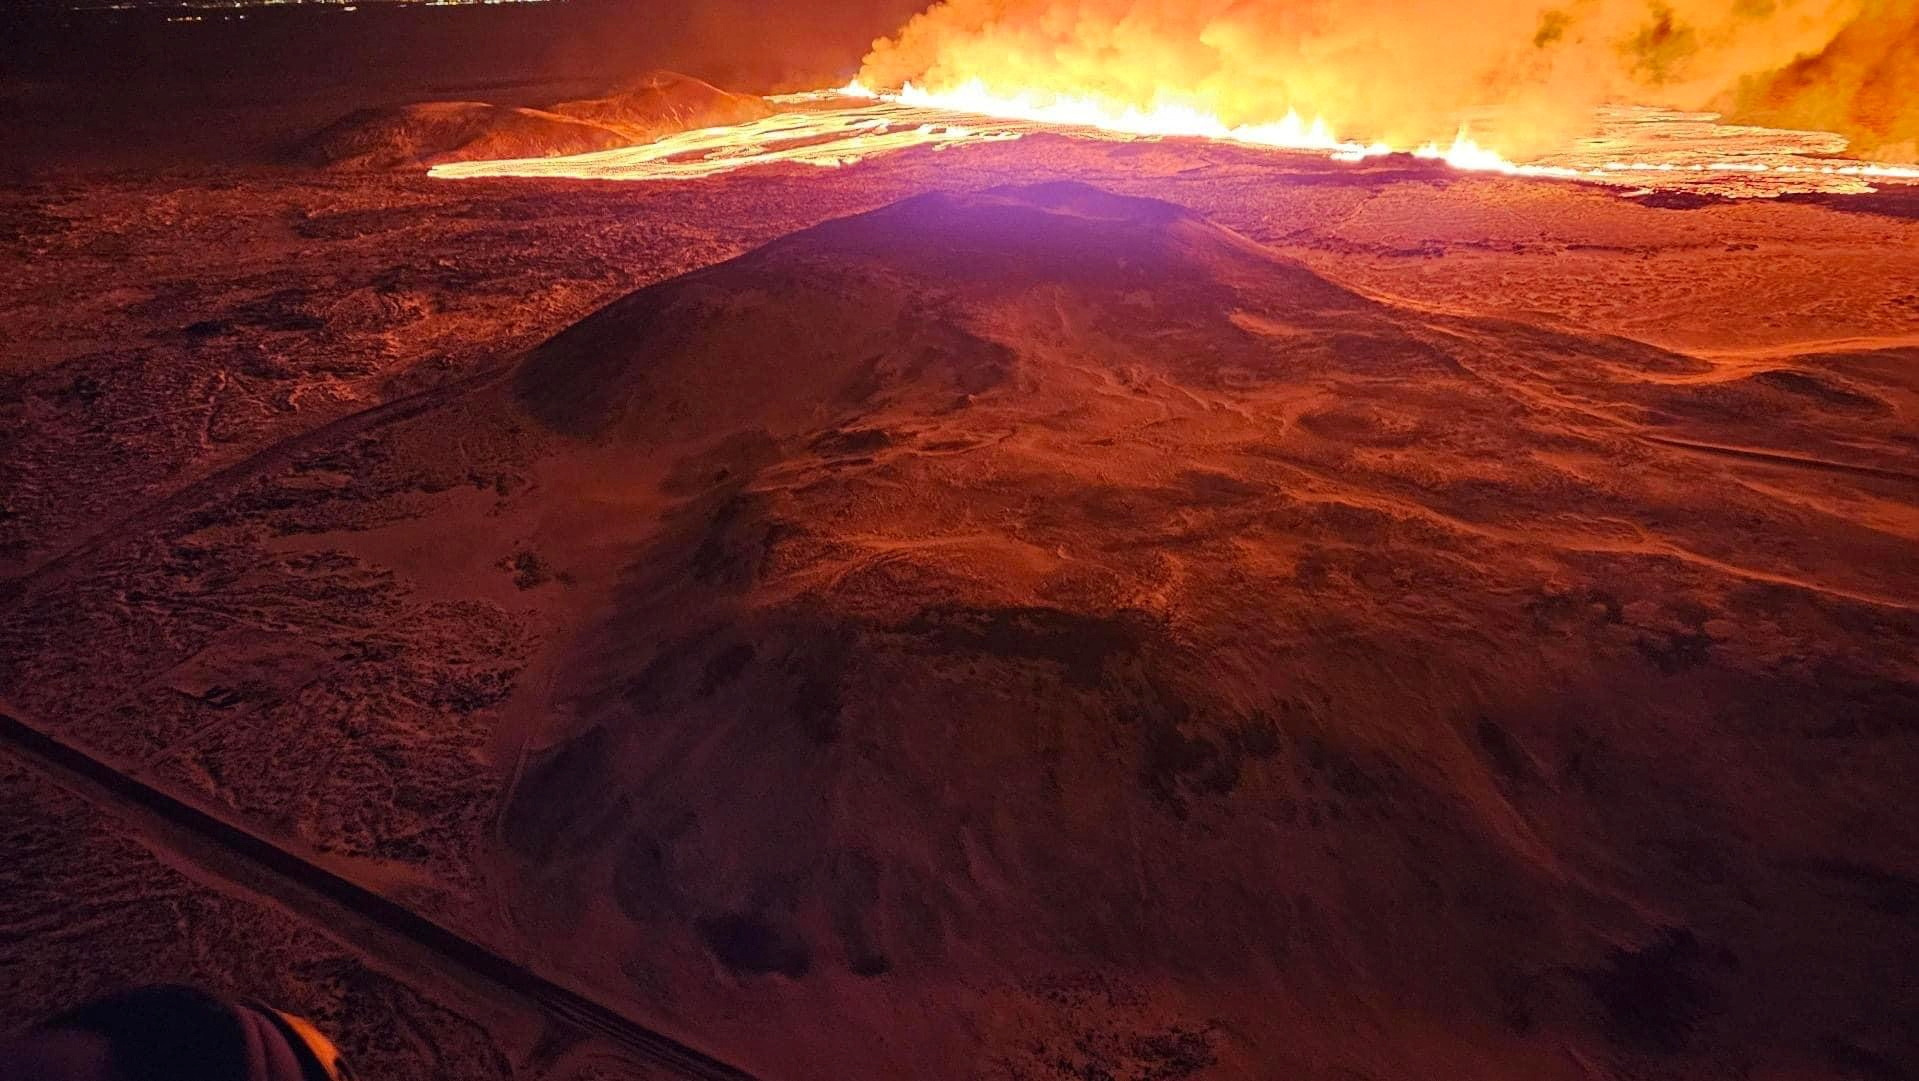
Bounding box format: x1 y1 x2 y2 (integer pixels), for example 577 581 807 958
297 72 774 170
3 132 1918 1081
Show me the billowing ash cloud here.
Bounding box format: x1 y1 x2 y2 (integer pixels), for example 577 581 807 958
857 0 1912 158
1719 0 1917 160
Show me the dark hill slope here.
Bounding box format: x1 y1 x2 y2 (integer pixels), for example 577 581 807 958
8 183 1916 1081
488 181 1919 1079
297 71 773 170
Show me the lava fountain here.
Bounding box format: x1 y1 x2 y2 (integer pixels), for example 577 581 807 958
431 0 1919 195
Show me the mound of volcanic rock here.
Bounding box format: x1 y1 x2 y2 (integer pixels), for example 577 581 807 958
13 182 1917 1080
296 70 773 169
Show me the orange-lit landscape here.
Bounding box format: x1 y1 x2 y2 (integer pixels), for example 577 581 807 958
2 2 1917 1080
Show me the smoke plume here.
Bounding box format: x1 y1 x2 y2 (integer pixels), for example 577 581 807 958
857 0 1913 158
1719 0 1918 160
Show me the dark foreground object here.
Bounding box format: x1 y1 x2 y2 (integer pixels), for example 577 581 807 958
0 711 756 1081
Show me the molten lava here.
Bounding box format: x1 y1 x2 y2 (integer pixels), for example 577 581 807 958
429 0 1919 194
429 81 1919 198
848 78 1567 175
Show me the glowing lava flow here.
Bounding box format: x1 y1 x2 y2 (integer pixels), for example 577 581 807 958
879 79 1363 154
429 80 1919 196
852 78 1562 174
427 106 1018 181
850 79 1919 185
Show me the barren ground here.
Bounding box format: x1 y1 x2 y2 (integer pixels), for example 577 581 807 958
3 130 1918 1081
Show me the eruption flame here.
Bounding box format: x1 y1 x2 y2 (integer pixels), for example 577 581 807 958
430 0 1919 192
857 75 1567 175
870 79 1361 153
834 75 1916 181
855 0 1916 160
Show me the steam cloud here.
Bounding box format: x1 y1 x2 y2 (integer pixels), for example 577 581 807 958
857 0 1915 158
1723 0 1917 159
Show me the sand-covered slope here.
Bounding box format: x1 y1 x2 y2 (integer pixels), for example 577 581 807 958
5 182 1916 1080
488 181 1919 1077
297 71 773 170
